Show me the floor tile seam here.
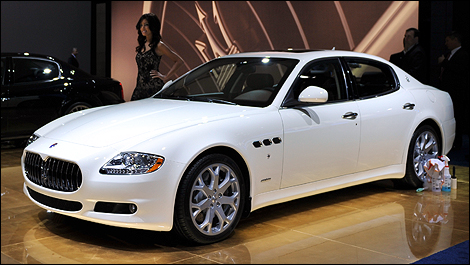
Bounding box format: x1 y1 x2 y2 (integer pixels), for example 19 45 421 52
22 218 83 245
250 205 365 230
331 204 364 211
167 254 222 264
0 149 24 154
281 232 415 263
0 165 22 170
30 232 71 245
0 251 20 263
338 201 408 213
364 200 410 210
290 216 402 243
1 241 31 251
0 203 37 212
1 165 21 169
0 185 27 196
450 198 470 203
448 228 470 234
399 215 470 232
453 177 470 182
284 206 366 227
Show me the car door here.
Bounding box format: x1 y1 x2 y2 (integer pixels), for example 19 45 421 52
279 58 360 188
343 57 416 172
3 57 65 138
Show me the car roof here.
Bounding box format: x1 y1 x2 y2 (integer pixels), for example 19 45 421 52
221 49 388 63
1 52 94 77
1 52 60 61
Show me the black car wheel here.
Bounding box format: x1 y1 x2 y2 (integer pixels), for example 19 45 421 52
395 125 440 189
174 153 245 244
65 102 92 114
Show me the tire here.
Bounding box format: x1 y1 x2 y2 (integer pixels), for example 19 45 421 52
173 154 245 244
394 125 440 189
64 102 92 114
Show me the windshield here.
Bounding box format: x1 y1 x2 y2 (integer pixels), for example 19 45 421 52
156 57 298 107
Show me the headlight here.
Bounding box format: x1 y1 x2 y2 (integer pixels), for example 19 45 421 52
100 152 164 175
26 134 40 147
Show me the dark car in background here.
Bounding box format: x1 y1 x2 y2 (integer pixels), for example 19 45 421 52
1 52 124 143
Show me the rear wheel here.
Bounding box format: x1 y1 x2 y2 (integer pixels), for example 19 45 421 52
173 154 245 244
395 125 440 189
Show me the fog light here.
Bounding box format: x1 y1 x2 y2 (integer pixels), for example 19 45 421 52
129 204 137 214
94 202 137 214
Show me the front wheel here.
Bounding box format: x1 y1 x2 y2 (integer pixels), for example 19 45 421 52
395 125 440 189
64 102 92 114
173 154 245 244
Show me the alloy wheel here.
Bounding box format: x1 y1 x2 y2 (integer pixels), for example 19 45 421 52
412 130 439 182
189 163 241 236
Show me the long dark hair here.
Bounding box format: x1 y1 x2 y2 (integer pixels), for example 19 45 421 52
135 13 162 53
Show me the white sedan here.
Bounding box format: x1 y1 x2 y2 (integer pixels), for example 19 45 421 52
22 50 455 244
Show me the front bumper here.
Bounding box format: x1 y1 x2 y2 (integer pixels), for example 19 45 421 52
22 138 185 232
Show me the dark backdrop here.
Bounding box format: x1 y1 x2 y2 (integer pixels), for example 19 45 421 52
1 1 92 74
1 1 468 90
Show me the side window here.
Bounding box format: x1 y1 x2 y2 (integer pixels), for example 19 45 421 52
293 58 347 103
345 58 397 98
13 58 59 84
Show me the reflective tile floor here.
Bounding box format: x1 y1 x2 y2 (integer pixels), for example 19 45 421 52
2 138 468 264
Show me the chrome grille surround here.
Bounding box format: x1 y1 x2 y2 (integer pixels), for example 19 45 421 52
24 152 82 192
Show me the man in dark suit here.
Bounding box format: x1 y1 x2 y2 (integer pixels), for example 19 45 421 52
68 47 79 68
390 28 427 84
438 31 469 150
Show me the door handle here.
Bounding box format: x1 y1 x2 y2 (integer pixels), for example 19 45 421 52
403 103 415 110
342 112 358 120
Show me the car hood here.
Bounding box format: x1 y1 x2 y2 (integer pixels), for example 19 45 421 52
38 98 257 147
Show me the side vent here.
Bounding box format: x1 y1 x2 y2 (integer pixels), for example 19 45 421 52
253 137 282 148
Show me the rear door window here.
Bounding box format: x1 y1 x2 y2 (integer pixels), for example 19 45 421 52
13 58 60 84
344 58 398 98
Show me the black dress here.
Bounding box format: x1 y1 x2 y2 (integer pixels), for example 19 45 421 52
131 48 164 100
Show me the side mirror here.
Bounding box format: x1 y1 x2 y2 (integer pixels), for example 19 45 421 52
298 86 328 103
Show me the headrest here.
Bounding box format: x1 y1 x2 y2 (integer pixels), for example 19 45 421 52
246 73 274 89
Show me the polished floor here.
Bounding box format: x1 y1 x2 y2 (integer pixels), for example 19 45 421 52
2 138 468 264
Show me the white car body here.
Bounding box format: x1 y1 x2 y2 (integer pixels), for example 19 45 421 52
22 50 455 243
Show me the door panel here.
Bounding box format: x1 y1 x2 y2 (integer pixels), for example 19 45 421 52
355 88 416 171
280 102 360 188
343 57 416 171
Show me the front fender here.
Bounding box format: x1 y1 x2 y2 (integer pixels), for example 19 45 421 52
111 107 285 199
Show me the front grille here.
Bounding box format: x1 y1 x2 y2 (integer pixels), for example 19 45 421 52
24 152 82 192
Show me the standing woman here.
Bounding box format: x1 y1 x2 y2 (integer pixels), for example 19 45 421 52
131 13 184 101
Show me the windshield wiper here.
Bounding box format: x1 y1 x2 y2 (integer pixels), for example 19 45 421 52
192 97 238 105
208 98 238 105
160 95 192 101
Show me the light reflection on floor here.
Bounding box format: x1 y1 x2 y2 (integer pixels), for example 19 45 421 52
2 144 468 264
